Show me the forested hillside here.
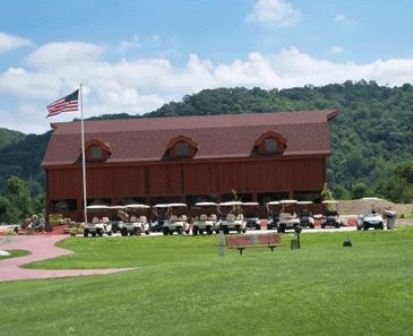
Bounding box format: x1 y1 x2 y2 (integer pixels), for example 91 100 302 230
1 81 413 202
0 129 25 150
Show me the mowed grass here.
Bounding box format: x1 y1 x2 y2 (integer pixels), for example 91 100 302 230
0 249 30 260
0 229 412 336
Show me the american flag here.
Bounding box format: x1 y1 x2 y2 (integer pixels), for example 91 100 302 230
46 89 79 117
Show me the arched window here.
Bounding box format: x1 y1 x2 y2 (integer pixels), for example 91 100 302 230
166 135 198 159
255 131 286 155
89 145 103 160
84 139 112 162
175 141 190 157
264 138 278 154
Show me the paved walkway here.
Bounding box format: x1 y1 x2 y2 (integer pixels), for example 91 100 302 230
0 235 134 282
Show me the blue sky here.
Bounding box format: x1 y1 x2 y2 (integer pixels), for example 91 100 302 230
1 0 413 133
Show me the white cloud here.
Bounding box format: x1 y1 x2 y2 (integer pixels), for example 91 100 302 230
0 67 61 99
0 32 32 53
2 41 413 133
247 0 301 27
116 35 140 53
329 46 344 54
27 41 104 68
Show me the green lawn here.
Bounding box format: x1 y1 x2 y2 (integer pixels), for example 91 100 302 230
0 249 30 260
1 229 412 336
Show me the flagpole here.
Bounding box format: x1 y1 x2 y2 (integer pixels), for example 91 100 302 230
79 83 88 225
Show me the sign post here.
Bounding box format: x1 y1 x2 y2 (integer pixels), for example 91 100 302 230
218 230 225 257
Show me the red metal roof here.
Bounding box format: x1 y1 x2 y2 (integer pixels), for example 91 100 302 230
42 110 337 166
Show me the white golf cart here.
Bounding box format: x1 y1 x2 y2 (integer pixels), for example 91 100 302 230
121 204 151 236
243 202 261 230
83 205 112 237
192 202 219 235
321 200 343 229
297 201 315 229
277 200 301 233
161 203 190 235
218 201 246 234
357 197 385 230
266 201 280 230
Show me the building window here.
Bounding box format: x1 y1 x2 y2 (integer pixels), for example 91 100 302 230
51 199 77 212
175 141 190 157
89 146 103 160
255 131 286 156
264 138 278 153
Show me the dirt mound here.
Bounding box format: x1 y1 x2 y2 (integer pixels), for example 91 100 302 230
338 199 412 216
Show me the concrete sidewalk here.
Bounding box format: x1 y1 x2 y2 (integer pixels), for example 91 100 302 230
0 235 134 282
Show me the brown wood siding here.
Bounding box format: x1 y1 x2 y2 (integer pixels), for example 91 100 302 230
183 163 217 194
111 166 146 197
47 156 327 220
49 168 82 199
148 164 182 196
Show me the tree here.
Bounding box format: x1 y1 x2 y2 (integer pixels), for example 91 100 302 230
333 185 351 200
1 176 35 224
321 183 334 200
351 182 372 199
394 162 413 183
375 176 413 203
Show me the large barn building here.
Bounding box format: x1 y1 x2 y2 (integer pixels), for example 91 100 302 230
42 110 337 221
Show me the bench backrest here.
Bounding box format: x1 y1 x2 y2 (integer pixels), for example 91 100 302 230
225 233 280 248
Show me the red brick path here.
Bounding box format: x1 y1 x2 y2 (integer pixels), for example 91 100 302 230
0 235 134 282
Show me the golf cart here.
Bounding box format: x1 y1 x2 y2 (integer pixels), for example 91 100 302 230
321 200 343 228
297 201 315 229
83 205 112 237
277 200 301 233
243 202 261 230
151 204 169 232
218 201 246 234
266 201 280 230
357 197 384 230
121 204 151 236
192 202 219 235
162 203 190 235
107 205 126 233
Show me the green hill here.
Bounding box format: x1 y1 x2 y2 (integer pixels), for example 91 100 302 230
0 128 25 150
1 80 413 199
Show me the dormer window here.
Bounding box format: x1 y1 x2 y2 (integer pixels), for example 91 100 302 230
175 141 190 157
84 139 112 162
255 131 286 155
264 138 278 154
166 135 198 160
89 146 103 160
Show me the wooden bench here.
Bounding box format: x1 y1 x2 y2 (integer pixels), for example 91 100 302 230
225 233 280 255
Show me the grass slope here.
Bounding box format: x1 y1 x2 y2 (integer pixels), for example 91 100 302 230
0 230 412 336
